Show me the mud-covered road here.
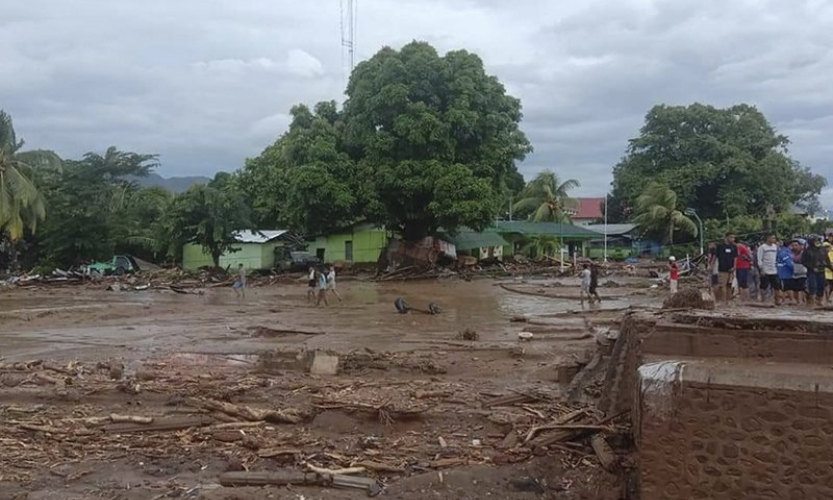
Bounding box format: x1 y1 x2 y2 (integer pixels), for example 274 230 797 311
0 277 652 500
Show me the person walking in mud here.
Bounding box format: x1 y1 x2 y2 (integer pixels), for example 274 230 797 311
232 263 247 298
579 263 592 306
315 268 329 307
326 265 343 303
306 266 316 303
589 262 602 304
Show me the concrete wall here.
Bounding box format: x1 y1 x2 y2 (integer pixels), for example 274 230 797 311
639 361 833 500
182 242 277 270
605 311 833 500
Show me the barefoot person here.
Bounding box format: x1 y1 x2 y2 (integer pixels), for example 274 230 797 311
326 265 343 303
306 266 316 303
712 233 738 304
668 256 679 294
757 234 779 304
232 263 247 298
315 268 329 307
579 263 592 306
589 263 602 304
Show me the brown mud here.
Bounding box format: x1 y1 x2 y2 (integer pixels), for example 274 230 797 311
0 279 654 499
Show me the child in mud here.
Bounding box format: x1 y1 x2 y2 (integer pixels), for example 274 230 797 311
232 264 246 298
316 268 329 307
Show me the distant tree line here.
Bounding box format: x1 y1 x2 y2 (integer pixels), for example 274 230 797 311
1 44 828 271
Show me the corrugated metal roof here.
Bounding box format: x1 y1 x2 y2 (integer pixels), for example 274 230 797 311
444 231 509 251
585 224 638 236
233 230 288 243
490 221 599 239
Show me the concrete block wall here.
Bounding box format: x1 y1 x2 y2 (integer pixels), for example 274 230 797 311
638 360 833 500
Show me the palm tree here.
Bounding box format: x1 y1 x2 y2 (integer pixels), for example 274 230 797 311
521 235 561 259
632 182 697 244
0 110 62 240
513 170 580 223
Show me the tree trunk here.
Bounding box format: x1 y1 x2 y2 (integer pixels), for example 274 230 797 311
402 221 430 242
211 250 221 269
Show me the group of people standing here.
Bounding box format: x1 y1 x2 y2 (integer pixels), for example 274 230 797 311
709 232 833 306
307 265 341 306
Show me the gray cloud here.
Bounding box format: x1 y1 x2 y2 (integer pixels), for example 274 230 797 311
2 0 832 199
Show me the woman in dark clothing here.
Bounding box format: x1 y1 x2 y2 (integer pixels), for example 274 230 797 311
801 237 833 306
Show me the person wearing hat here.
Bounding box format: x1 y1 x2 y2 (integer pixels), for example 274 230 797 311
668 256 679 294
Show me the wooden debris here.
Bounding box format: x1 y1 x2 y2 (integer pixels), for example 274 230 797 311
109 414 153 424
187 398 305 424
524 409 587 444
429 458 467 468
103 415 213 433
353 460 405 473
307 464 366 476
413 389 451 399
219 471 320 487
591 434 618 471
258 447 301 458
482 393 537 408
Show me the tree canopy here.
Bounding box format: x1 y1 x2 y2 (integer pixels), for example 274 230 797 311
512 170 580 222
632 182 697 244
610 103 826 222
0 110 62 241
240 41 531 240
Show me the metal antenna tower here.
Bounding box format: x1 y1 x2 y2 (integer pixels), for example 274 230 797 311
340 0 357 73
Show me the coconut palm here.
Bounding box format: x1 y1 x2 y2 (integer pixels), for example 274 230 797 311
0 110 62 240
513 170 580 223
632 182 697 244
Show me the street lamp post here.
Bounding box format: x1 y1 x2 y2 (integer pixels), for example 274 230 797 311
685 208 704 256
603 195 608 263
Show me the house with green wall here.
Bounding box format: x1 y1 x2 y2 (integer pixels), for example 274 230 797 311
442 229 509 261
486 221 600 258
310 222 390 264
182 230 291 270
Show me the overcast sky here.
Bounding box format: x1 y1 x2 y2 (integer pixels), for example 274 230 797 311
3 0 833 201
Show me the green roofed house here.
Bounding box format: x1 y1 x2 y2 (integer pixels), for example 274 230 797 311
442 229 509 262
310 222 390 264
487 221 600 258
182 230 294 271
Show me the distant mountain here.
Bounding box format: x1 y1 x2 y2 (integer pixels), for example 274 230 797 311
130 173 211 193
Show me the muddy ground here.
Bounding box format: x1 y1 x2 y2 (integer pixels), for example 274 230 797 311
1 276 657 500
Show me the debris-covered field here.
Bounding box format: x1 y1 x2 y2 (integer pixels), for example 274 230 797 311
0 277 654 500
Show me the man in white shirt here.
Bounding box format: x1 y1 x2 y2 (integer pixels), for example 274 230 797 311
326 266 342 303
756 234 779 303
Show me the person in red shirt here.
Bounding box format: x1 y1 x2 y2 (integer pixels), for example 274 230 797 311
669 256 679 294
735 241 753 302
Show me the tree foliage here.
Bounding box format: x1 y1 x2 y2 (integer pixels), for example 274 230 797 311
610 103 826 222
160 176 252 268
241 41 531 240
512 170 579 222
0 110 62 240
632 182 698 244
36 147 160 267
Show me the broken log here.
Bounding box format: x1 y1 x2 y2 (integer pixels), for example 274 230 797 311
307 465 365 476
429 458 467 468
354 460 405 473
482 393 537 408
109 414 153 424
187 398 305 424
258 447 301 458
219 471 320 487
103 415 213 433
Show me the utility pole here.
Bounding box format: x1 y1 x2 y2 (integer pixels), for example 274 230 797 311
340 0 357 74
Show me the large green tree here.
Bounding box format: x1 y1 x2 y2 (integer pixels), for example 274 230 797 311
161 177 252 268
341 41 531 239
632 182 698 244
610 103 826 221
37 147 157 267
512 170 580 222
0 110 62 240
